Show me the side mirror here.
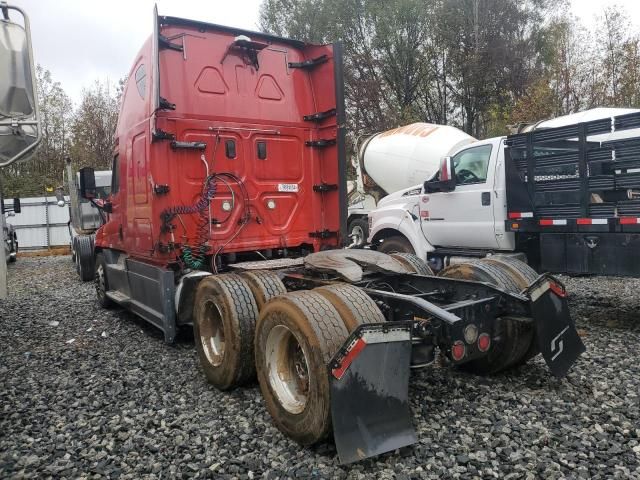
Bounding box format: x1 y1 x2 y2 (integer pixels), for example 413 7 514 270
0 4 42 167
424 156 456 193
79 167 96 199
1 197 21 214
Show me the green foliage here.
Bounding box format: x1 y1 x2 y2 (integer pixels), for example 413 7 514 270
1 67 121 198
260 0 640 137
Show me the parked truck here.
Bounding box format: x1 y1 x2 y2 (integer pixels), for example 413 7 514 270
55 158 112 281
369 108 640 276
59 9 583 464
1 196 21 263
347 123 475 246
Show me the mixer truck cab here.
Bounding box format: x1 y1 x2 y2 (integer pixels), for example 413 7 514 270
369 108 640 274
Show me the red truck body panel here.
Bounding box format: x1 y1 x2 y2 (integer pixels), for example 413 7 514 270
96 16 346 268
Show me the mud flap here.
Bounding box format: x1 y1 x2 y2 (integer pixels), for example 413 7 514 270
527 276 586 378
329 323 416 464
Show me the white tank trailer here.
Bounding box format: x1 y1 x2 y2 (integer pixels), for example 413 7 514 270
347 123 475 246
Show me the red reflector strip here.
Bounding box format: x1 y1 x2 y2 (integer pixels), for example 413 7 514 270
539 219 567 226
331 337 367 380
620 217 640 225
508 212 533 219
577 218 608 225
548 281 567 298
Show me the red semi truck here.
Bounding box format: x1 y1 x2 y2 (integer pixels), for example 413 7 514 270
72 10 585 464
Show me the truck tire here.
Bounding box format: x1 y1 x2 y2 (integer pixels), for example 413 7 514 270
8 236 17 262
480 256 540 365
378 235 414 255
77 235 95 282
438 261 533 374
255 291 349 445
315 284 385 332
439 261 521 294
193 274 259 390
347 217 369 248
481 256 538 290
390 252 434 275
71 237 77 263
240 270 287 310
94 252 114 309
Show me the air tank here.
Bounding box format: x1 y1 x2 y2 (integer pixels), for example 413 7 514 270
360 123 476 195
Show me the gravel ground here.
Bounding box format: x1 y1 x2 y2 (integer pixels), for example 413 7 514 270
1 256 639 479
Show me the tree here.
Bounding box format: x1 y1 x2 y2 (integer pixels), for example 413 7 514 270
0 66 74 196
69 80 120 171
259 0 559 138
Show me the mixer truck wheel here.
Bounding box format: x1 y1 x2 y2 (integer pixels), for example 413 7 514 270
314 284 384 333
438 262 534 374
390 252 434 275
193 274 259 390
347 217 369 248
378 235 414 255
255 291 349 445
240 270 287 311
77 236 95 282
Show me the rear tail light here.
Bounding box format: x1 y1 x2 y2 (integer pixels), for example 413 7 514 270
477 333 491 352
548 281 566 298
451 341 466 361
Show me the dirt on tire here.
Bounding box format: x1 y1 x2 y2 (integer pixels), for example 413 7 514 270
255 291 349 445
193 274 259 390
240 270 287 310
314 283 384 332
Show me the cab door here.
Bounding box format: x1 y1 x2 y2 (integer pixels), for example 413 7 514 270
419 142 500 249
101 152 126 249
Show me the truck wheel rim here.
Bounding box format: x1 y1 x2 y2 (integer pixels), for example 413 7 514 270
265 325 309 414
200 301 225 367
351 225 364 246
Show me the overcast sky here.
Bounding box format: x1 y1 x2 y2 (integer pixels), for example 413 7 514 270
12 0 640 106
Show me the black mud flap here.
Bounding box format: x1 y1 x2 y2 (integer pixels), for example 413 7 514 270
527 276 586 378
329 323 416 464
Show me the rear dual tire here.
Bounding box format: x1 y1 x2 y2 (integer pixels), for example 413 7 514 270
193 274 259 390
438 258 539 374
255 284 384 445
194 271 287 391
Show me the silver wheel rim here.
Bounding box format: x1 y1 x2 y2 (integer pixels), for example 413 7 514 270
200 301 225 367
96 264 106 300
351 225 364 246
265 325 310 414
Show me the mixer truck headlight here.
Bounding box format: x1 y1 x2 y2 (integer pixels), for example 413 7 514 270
267 199 276 210
222 200 232 212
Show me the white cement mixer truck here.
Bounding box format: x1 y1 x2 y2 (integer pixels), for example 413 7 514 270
368 108 640 277
347 123 475 246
